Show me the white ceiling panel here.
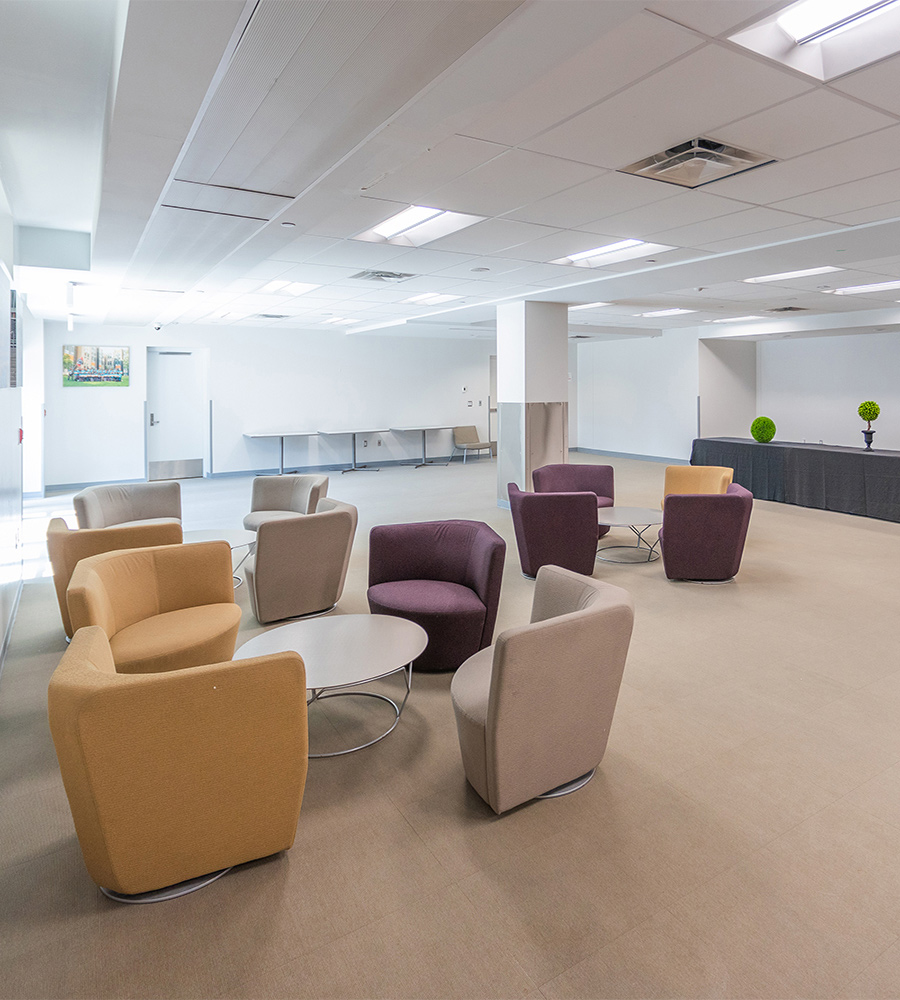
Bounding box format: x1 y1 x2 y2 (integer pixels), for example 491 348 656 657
305 240 413 269
830 52 900 117
651 206 818 247
828 201 900 227
522 44 812 170
377 248 478 274
267 235 342 264
710 125 900 205
504 170 679 229
699 220 846 254
586 189 748 240
645 1 790 37
711 90 896 161
272 262 362 284
429 256 539 280
424 219 559 255
463 10 702 147
770 169 900 220
426 149 602 217
309 197 408 240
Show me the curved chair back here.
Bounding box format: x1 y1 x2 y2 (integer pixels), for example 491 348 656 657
47 518 183 637
532 463 614 503
507 483 598 578
48 625 308 898
248 473 329 517
73 482 182 529
662 465 732 507
246 498 358 623
453 565 634 814
660 483 753 581
368 519 505 652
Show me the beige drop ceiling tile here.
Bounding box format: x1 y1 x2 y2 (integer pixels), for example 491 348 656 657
644 0 782 37
772 167 900 220
831 51 900 117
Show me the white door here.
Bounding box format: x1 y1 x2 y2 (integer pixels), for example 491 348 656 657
146 348 208 481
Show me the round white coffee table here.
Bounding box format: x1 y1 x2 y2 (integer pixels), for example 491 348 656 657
183 528 256 586
597 507 662 563
233 615 428 758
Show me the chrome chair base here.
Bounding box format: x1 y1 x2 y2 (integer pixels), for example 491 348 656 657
100 867 232 904
537 768 595 799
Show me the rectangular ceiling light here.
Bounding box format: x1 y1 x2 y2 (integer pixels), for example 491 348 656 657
284 282 320 296
358 206 485 248
261 280 289 293
743 266 843 283
832 278 900 294
550 240 673 268
710 315 764 323
568 302 611 311
567 239 644 262
639 308 696 317
372 206 443 239
777 0 899 43
402 292 462 305
322 317 357 325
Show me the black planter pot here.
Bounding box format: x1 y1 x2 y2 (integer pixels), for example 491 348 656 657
863 429 875 450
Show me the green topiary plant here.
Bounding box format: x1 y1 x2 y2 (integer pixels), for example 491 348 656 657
750 416 776 443
858 400 880 430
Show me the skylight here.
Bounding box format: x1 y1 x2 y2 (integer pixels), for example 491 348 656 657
743 266 843 283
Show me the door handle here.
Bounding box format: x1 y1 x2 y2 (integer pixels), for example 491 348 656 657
150 413 160 426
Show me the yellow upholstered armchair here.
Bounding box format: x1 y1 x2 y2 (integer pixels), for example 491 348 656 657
47 518 183 639
662 465 733 508
48 626 308 901
66 541 241 674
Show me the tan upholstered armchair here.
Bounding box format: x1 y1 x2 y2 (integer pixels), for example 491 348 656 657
451 564 634 814
47 518 183 639
48 625 308 901
662 465 732 507
245 498 358 624
73 481 182 529
66 541 241 673
242 474 329 531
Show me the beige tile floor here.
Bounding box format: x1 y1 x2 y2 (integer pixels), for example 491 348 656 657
3 453 900 999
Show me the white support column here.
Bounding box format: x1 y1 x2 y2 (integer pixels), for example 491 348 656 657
496 301 569 506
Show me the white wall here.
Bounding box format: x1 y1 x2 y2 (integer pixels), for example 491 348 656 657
43 320 494 486
698 338 757 439
577 329 700 461
757 331 900 450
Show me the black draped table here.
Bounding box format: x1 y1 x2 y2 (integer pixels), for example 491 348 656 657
690 437 900 523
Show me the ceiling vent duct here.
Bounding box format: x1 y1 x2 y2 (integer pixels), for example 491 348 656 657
766 306 808 312
618 138 776 189
350 270 417 283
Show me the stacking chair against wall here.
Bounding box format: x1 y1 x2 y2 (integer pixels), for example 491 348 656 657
452 426 492 463
507 483 598 578
242 474 329 531
367 519 505 672
48 625 308 901
66 541 241 674
73 481 182 529
532 462 615 537
659 483 753 582
47 518 183 639
662 465 732 507
245 498 358 624
450 565 634 814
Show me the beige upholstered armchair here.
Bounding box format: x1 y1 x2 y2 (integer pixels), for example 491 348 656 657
451 564 634 814
48 625 308 901
47 518 183 639
66 541 241 673
242 474 329 531
452 426 492 463
73 481 182 529
245 498 358 624
662 465 733 507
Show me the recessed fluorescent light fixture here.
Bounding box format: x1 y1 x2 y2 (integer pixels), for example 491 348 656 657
711 315 764 323
261 280 289 293
777 0 899 43
568 302 611 311
639 308 696 317
322 317 357 325
832 278 900 294
358 205 485 248
567 240 644 262
743 266 843 283
402 292 462 305
284 282 320 296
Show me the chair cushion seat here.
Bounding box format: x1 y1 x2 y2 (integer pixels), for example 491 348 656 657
110 603 242 674
596 496 614 508
105 517 182 530
243 510 305 532
367 580 487 672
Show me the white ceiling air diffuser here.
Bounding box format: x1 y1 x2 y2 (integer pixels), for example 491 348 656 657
618 138 776 189
350 270 417 283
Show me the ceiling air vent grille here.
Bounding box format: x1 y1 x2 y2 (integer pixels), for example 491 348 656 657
350 270 417 283
618 137 776 189
766 306 808 313
255 313 290 319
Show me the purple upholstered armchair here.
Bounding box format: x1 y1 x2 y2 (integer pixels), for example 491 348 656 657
532 463 615 538
658 483 753 582
367 520 506 673
508 483 598 579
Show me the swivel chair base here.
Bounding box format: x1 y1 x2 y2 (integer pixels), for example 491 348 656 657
100 866 232 904
537 768 595 799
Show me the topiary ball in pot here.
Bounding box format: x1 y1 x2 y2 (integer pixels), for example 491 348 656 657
858 400 880 430
750 416 776 443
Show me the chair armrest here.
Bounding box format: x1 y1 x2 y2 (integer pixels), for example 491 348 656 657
152 540 236 611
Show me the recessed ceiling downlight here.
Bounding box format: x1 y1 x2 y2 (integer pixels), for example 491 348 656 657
619 138 776 189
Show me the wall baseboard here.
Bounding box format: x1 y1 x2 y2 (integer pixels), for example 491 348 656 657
0 579 23 687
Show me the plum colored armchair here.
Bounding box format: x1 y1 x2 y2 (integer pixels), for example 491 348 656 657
532 463 614 537
508 483 598 578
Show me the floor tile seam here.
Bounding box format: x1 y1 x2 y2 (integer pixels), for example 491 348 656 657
0 835 76 878
826 775 900 838
838 931 900 997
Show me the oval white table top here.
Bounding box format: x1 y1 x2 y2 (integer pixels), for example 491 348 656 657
233 614 428 691
596 506 663 527
183 528 257 548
